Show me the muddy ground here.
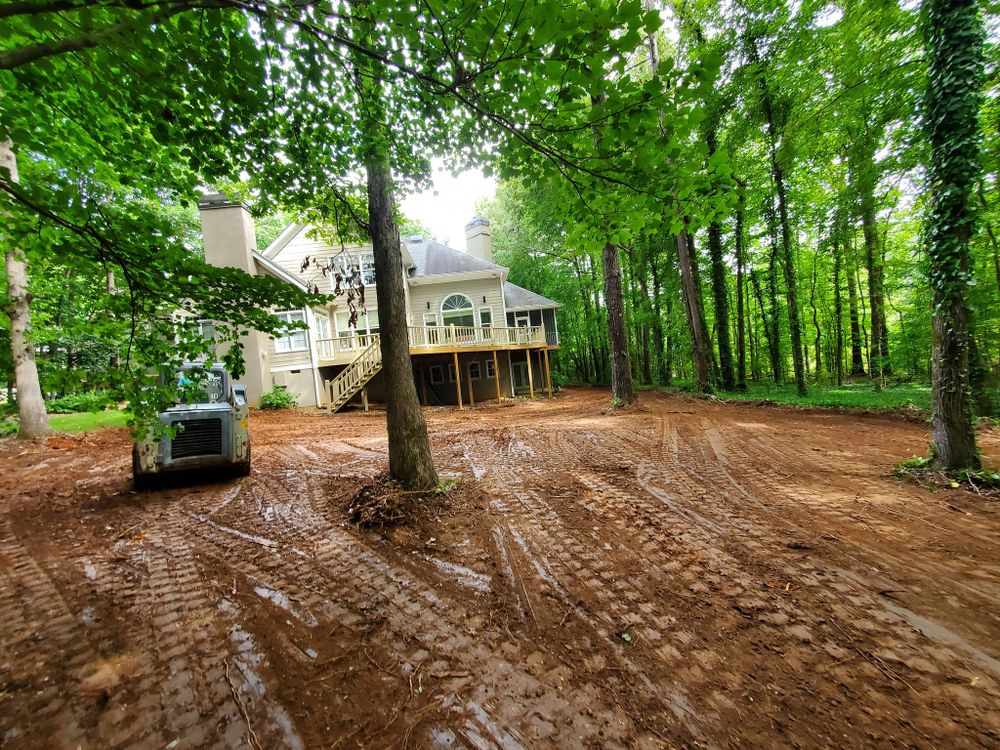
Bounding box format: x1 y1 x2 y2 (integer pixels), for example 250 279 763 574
1 388 999 749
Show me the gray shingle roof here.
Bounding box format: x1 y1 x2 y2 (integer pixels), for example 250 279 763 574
404 237 504 277
503 281 560 310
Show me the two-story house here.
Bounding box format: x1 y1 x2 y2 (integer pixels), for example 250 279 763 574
197 194 560 410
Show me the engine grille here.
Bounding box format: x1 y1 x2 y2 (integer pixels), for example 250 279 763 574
170 418 223 459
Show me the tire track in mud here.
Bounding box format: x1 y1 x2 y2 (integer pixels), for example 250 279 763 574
0 523 92 747
148 445 650 749
500 420 999 747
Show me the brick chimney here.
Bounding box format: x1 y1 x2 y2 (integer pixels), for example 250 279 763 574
198 192 257 273
464 216 492 263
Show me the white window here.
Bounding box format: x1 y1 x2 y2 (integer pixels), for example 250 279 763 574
469 361 481 380
485 359 495 379
361 254 376 285
423 312 438 326
447 363 456 382
365 308 380 335
274 310 307 353
429 365 444 385
441 294 475 328
479 307 492 328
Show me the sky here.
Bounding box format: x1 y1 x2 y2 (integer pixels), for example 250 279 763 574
399 160 497 249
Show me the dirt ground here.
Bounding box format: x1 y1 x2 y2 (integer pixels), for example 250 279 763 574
1 388 999 749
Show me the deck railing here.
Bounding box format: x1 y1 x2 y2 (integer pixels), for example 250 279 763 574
316 333 378 362
316 325 546 362
407 324 546 349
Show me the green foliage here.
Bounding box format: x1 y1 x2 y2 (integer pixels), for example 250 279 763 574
45 391 114 414
260 386 298 410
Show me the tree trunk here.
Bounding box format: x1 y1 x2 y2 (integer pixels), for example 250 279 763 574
832 234 845 386
851 133 890 387
650 258 669 385
1 140 50 439
751 269 779 383
366 159 438 488
707 218 735 389
602 243 636 404
846 240 866 377
676 228 712 390
705 132 735 390
735 190 748 390
771 164 807 396
924 0 982 469
810 249 822 382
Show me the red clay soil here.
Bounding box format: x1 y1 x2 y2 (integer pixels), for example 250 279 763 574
1 388 999 749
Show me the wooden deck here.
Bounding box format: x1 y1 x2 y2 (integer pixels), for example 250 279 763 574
317 325 554 366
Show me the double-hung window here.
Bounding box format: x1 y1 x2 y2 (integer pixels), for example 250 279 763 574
274 310 308 353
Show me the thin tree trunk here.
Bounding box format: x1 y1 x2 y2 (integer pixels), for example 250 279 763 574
752 43 804 393
735 189 748 390
751 268 779 383
676 228 712 390
771 163 807 395
706 132 735 390
924 0 982 469
846 240 866 377
832 234 845 386
1 139 49 439
603 243 636 404
856 143 887 388
650 258 669 385
810 249 822 382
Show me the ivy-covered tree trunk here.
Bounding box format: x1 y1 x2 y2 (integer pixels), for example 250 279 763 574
1 140 50 440
923 0 983 470
602 242 636 405
676 228 712 391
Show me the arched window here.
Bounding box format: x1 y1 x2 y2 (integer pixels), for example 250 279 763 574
441 294 473 312
441 294 475 328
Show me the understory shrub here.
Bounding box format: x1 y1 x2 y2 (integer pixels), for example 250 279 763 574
46 391 114 413
260 386 298 410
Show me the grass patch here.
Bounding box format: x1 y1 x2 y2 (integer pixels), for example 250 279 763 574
644 381 934 416
50 410 130 433
0 410 130 436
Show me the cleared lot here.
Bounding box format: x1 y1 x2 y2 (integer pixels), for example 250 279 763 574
1 388 998 749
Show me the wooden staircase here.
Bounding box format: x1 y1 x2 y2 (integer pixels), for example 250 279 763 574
326 335 382 413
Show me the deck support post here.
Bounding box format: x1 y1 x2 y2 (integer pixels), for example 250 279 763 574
420 366 428 406
527 350 535 399
324 379 331 412
544 349 553 397
453 351 463 410
467 362 475 406
361 387 369 412
493 350 501 402
508 350 515 398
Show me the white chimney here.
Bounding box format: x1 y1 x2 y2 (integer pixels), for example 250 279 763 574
196 192 268 408
198 192 258 273
465 216 492 263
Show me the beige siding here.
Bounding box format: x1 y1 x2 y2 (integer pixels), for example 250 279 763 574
407 277 506 328
270 227 370 294
270 369 317 407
